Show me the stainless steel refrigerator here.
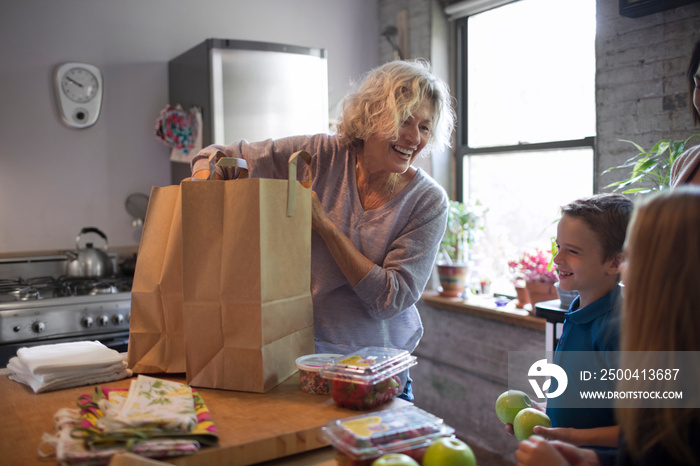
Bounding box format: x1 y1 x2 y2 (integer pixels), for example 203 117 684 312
168 38 329 183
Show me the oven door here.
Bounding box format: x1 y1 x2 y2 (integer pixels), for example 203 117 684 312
0 331 129 368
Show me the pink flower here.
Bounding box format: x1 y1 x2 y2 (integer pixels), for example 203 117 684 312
509 248 557 284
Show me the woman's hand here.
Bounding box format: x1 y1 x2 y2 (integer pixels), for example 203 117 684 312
515 436 601 466
192 168 223 180
192 169 211 180
311 191 333 234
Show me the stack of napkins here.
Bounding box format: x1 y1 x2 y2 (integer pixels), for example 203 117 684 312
7 341 132 393
99 375 198 433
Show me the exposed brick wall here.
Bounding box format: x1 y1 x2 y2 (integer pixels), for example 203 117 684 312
596 0 700 190
378 0 432 62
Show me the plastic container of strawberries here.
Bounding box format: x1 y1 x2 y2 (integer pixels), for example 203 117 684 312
319 346 417 410
322 405 455 466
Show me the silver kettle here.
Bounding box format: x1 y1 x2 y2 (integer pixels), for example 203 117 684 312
65 227 113 277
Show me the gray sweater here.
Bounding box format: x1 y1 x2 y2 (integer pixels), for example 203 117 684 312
191 134 448 354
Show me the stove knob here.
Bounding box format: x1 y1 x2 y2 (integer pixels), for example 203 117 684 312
32 321 46 334
112 314 124 325
98 315 109 327
81 316 94 328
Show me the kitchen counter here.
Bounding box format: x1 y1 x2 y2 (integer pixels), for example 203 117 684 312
0 371 409 466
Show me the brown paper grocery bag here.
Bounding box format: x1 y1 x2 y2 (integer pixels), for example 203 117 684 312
127 184 186 373
180 151 315 393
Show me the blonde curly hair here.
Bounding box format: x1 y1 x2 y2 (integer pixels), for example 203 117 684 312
336 59 455 155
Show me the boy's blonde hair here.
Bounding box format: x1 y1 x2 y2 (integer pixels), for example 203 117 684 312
560 193 633 262
337 59 454 155
617 186 700 464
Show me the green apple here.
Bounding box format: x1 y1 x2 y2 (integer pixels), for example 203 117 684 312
422 437 476 466
371 453 419 466
495 390 532 424
513 407 551 441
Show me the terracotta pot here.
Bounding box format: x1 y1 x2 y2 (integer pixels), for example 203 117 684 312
437 264 469 297
514 285 530 309
525 281 557 307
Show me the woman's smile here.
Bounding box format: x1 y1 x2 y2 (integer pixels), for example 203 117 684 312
392 144 415 160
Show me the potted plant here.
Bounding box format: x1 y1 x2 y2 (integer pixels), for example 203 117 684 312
603 134 699 194
508 248 558 309
436 200 486 297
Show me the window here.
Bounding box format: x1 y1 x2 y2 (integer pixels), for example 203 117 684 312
455 0 597 295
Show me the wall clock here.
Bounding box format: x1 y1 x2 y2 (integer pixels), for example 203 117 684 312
54 62 103 129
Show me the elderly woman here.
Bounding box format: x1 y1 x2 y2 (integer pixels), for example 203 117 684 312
191 59 455 400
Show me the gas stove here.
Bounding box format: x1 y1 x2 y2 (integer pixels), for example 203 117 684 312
0 254 132 366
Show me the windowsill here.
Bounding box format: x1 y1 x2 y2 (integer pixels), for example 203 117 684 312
420 291 546 331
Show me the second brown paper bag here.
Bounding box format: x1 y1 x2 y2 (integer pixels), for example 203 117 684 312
127 184 186 373
180 151 315 393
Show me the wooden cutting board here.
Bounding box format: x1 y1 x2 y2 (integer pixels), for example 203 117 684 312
0 371 409 466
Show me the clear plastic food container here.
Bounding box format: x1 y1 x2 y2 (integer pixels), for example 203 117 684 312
322 405 455 466
319 347 417 410
295 353 343 395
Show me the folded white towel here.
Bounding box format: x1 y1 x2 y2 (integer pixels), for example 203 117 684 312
9 364 132 393
8 357 127 384
16 341 125 376
7 341 133 393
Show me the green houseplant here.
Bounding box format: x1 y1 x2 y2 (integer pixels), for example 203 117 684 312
604 134 699 194
437 200 486 297
439 200 485 265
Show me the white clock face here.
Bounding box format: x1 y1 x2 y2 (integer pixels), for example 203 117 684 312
54 62 103 129
61 67 99 103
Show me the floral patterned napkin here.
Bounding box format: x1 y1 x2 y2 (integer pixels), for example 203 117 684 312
105 375 197 432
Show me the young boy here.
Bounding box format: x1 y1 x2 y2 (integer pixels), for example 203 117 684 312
541 193 634 448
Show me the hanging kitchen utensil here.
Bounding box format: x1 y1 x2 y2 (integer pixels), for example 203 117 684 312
125 193 149 227
65 227 113 277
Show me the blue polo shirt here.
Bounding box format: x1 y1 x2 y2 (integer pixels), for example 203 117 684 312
546 285 622 432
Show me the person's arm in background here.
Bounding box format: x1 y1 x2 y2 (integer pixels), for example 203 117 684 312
533 425 619 448
190 134 335 181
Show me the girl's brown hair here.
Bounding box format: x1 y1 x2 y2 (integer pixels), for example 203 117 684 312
616 186 700 464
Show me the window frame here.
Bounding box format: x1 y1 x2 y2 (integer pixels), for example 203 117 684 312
453 16 598 202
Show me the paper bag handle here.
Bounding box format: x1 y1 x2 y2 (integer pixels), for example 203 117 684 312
287 150 313 217
207 151 249 180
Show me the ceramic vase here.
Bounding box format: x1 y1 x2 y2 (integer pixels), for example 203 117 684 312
525 280 557 307
437 264 469 297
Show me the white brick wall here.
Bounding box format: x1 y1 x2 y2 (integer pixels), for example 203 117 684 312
596 0 700 190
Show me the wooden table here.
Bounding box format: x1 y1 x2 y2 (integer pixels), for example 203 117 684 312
0 371 409 465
